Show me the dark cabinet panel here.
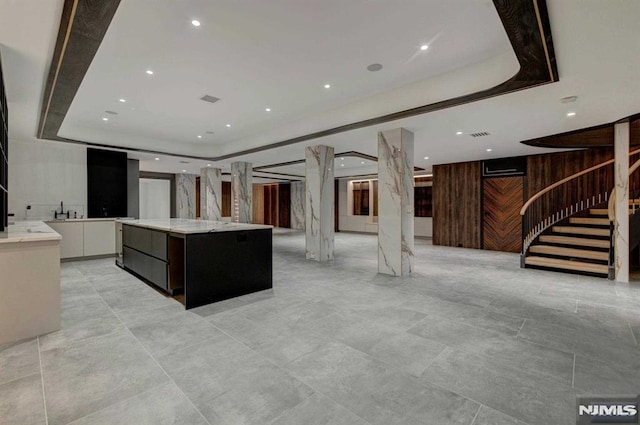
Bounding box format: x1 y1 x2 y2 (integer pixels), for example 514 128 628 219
87 148 127 218
122 224 167 261
123 246 168 290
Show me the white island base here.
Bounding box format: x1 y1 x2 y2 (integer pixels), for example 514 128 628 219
0 221 61 345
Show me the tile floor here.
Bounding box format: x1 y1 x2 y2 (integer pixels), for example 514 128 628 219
2 230 640 425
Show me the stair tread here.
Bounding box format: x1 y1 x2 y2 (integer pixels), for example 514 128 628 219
569 217 610 226
538 235 610 248
589 208 608 216
552 226 610 236
525 256 608 275
529 245 609 261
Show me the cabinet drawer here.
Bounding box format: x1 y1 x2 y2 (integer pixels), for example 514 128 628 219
123 246 168 291
122 225 167 261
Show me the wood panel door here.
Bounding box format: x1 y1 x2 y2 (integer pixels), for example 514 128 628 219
483 177 523 253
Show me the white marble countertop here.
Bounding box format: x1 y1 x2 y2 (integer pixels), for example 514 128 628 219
43 217 134 223
0 221 62 244
118 218 273 234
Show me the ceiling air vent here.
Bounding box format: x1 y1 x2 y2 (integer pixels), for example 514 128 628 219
470 131 490 137
179 161 190 164
104 110 118 115
200 95 220 104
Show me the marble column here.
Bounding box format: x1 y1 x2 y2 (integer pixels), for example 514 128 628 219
378 128 414 276
231 162 253 223
290 181 306 230
614 121 630 282
200 167 222 221
305 145 334 261
175 173 197 219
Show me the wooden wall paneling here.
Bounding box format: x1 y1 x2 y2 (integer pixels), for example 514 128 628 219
483 177 524 252
252 184 265 225
278 183 291 228
222 181 231 217
433 161 481 248
195 177 201 218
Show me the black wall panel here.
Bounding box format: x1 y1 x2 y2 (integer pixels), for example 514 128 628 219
87 148 127 218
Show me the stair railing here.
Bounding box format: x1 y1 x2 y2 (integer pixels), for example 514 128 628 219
520 148 640 261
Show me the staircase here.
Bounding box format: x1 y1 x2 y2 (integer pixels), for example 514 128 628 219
523 206 611 277
520 147 640 279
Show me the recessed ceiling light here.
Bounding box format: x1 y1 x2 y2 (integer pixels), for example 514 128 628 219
324 84 331 89
420 44 429 51
207 164 211 167
265 108 271 112
424 156 429 160
367 63 383 72
340 157 344 160
197 135 202 138
361 161 365 164
567 112 576 117
226 124 231 128
486 148 492 152
456 131 463 135
341 164 345 167
154 157 160 161
119 99 126 103
146 70 154 75
182 169 186 173
191 20 201 27
102 117 108 121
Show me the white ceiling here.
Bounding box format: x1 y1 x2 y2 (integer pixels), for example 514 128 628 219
2 1 640 180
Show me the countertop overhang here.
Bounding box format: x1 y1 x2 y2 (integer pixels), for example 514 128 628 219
118 218 273 234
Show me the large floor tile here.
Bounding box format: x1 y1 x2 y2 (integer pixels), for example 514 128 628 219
286 342 479 425
0 338 40 385
38 299 124 352
0 373 46 425
517 319 640 370
573 355 640 396
420 347 576 425
66 382 207 425
40 331 169 425
270 393 370 425
472 405 530 425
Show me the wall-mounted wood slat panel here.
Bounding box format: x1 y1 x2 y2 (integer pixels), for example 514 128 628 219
433 161 481 248
278 183 291 228
222 181 231 217
252 185 264 225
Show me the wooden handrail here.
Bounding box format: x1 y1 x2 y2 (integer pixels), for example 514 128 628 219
521 147 640 216
607 157 640 220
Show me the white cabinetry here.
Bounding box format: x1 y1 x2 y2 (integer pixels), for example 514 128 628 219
47 221 84 259
83 221 116 256
46 220 117 259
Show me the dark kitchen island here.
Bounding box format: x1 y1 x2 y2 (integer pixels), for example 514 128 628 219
118 219 272 309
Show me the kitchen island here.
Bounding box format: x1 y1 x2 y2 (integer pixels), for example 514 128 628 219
119 219 273 309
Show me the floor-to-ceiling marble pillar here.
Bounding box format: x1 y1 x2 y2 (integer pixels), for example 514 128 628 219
200 167 222 221
231 162 253 223
614 120 630 282
305 146 334 261
378 128 414 276
290 181 306 230
175 173 197 219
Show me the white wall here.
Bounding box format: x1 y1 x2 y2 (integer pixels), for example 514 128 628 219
338 178 433 237
8 139 87 220
139 178 170 219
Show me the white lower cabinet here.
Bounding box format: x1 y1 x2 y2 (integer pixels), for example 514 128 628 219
46 220 117 259
47 221 84 259
83 221 116 256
